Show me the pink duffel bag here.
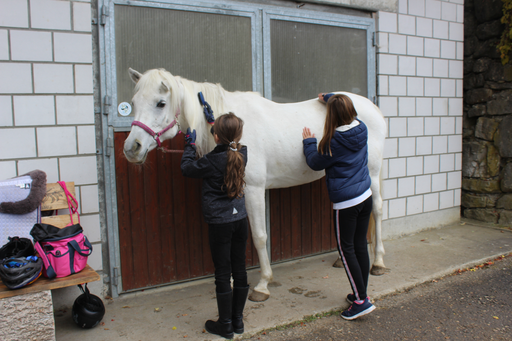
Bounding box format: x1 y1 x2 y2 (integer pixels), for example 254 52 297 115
29 181 92 279
31 223 92 279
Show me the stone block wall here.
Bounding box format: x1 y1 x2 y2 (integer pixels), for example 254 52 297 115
0 290 55 341
463 0 512 224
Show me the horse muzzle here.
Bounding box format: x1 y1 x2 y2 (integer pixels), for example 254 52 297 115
123 139 148 164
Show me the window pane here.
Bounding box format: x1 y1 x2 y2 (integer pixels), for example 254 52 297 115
115 5 253 116
270 19 367 103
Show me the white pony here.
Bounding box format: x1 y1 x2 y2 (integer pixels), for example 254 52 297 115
123 68 387 301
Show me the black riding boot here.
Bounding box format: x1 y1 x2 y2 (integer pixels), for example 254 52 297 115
205 291 234 339
232 285 250 334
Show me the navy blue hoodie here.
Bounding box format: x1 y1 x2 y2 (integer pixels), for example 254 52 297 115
303 119 371 204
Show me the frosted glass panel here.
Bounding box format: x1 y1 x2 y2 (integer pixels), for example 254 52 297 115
115 5 252 116
271 20 367 103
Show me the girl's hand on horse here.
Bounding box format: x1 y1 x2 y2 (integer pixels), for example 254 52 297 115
318 93 334 103
185 128 197 145
302 127 315 140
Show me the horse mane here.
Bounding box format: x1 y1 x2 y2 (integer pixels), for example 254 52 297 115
156 69 229 157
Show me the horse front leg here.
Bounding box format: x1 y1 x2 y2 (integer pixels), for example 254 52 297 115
370 186 387 275
245 185 273 302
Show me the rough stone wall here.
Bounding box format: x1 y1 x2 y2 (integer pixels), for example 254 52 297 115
463 0 512 224
0 290 55 341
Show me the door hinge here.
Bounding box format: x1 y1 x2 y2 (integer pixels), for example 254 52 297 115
372 32 377 47
112 267 118 286
103 95 111 115
100 5 109 25
106 137 113 157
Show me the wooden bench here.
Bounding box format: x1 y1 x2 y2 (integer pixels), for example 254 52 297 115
0 182 100 340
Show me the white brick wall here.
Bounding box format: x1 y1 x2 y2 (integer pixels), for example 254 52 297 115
31 0 71 30
75 65 94 94
378 0 462 221
14 96 56 126
37 126 77 156
0 95 12 125
0 0 100 272
0 29 8 60
34 63 74 93
0 128 37 158
54 33 92 63
10 30 53 61
0 0 29 28
0 62 33 93
56 95 94 124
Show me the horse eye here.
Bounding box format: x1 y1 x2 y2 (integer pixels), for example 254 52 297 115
157 101 166 108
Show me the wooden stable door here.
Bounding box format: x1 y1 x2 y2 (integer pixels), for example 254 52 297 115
269 180 337 263
114 132 334 291
114 132 259 291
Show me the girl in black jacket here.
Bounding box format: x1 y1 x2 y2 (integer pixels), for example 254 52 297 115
181 112 249 339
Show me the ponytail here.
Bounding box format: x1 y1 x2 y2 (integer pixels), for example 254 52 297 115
225 141 245 198
213 113 246 198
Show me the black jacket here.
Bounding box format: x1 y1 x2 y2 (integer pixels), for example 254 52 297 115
181 143 248 224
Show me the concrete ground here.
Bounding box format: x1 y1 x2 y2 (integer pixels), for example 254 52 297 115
54 218 512 341
245 252 512 340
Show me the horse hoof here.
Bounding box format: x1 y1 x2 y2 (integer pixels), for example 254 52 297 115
332 257 344 268
370 265 388 276
248 290 270 302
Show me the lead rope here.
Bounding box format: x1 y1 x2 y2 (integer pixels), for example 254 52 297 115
159 106 183 153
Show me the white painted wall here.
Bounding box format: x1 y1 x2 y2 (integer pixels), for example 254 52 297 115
0 0 102 271
376 0 463 238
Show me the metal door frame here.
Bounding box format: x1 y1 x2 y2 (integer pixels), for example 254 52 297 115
97 0 375 297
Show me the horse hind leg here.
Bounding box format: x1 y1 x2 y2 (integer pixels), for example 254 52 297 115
369 178 388 276
245 185 273 302
332 257 344 268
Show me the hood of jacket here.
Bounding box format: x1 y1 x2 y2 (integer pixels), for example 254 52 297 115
332 119 367 152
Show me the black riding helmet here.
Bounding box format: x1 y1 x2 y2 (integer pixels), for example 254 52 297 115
0 256 43 289
0 236 35 260
72 283 105 328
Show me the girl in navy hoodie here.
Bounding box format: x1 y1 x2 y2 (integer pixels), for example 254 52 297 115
181 112 249 339
303 93 375 320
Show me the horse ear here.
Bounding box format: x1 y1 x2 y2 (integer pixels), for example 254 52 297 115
159 81 169 95
128 68 142 84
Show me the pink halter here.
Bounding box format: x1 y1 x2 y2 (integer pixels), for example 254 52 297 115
131 106 181 153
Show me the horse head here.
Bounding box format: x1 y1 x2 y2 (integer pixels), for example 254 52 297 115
123 68 184 164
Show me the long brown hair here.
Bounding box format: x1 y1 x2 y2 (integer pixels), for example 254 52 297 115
214 112 246 198
318 94 358 156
